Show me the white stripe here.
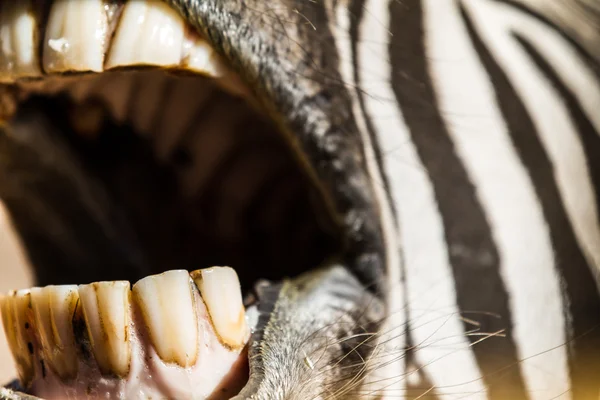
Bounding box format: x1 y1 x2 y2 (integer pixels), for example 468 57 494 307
347 0 487 398
326 2 405 398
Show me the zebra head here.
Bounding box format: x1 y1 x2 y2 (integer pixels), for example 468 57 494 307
0 1 599 399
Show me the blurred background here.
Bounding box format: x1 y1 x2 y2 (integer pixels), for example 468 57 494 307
0 203 33 382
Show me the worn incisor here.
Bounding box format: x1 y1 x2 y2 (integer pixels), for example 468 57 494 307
0 290 35 386
79 281 132 377
0 1 42 82
132 270 199 367
105 0 184 69
43 0 111 73
30 286 79 380
192 267 248 349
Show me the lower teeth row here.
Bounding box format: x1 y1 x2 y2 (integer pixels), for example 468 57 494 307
0 267 250 399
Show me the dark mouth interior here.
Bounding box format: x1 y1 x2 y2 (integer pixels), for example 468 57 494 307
5 69 342 293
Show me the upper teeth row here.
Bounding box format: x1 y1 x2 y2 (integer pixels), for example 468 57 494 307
0 0 227 83
0 267 248 389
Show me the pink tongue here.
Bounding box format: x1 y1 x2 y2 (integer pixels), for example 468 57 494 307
27 288 250 400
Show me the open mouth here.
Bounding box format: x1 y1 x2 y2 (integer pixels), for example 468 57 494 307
0 1 345 398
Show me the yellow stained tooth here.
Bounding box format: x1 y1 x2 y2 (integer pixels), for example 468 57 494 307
191 267 247 349
0 0 43 82
180 30 249 97
43 0 110 73
30 286 79 380
78 281 131 377
181 31 226 78
132 270 198 367
0 290 35 386
105 0 184 69
0 294 18 363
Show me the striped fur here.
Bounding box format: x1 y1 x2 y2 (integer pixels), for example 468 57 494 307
324 0 600 398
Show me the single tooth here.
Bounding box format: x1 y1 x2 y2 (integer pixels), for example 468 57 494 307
182 27 249 98
43 0 110 73
181 30 226 78
0 1 42 82
105 0 184 69
132 270 198 367
30 286 79 380
0 290 35 386
78 281 131 377
191 267 247 349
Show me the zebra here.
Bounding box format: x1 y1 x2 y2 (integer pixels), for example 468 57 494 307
0 0 598 399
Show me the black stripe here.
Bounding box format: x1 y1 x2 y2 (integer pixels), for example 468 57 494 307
461 5 600 399
514 34 600 398
388 1 528 398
